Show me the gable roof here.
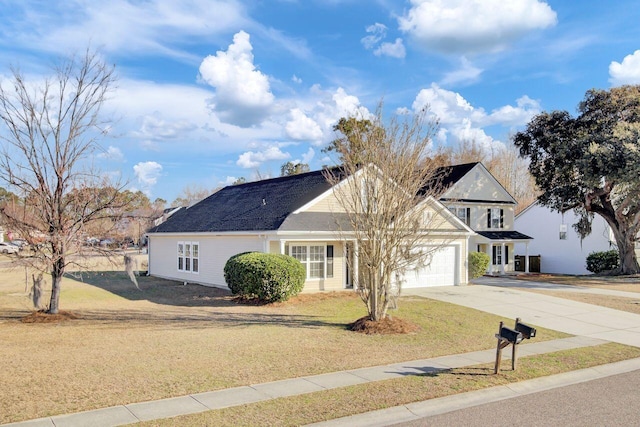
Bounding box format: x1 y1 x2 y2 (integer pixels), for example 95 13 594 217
420 162 479 196
426 162 516 204
435 162 480 189
150 168 345 233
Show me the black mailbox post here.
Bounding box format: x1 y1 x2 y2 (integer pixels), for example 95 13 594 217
494 318 537 374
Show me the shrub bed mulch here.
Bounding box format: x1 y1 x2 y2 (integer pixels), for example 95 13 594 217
348 315 420 335
21 310 80 323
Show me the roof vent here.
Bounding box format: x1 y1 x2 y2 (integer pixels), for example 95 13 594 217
262 198 266 206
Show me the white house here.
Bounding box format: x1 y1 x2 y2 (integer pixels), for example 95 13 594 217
146 166 473 292
433 162 533 274
514 201 616 275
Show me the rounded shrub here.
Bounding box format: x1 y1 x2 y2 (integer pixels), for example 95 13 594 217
586 250 619 274
469 251 490 279
223 252 306 303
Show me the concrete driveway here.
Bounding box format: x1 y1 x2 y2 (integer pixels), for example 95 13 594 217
404 276 640 348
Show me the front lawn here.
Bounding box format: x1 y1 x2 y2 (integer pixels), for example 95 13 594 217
0 263 566 424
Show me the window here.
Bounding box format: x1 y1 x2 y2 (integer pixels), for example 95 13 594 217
492 245 509 265
177 243 184 270
177 241 199 273
449 207 471 226
559 224 567 240
291 244 330 279
492 245 502 265
487 208 504 229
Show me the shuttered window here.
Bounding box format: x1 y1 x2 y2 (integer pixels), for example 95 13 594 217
487 208 504 229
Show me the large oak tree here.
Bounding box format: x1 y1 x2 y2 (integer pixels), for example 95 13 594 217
514 85 640 274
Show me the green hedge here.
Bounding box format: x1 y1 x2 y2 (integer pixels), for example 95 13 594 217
469 251 490 279
586 250 619 274
223 252 306 303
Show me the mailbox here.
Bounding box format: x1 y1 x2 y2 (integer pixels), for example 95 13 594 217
515 321 536 339
500 326 523 344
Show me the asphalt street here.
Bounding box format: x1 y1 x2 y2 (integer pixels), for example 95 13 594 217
392 365 640 426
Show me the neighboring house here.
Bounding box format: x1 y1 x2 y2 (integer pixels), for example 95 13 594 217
432 162 533 274
515 201 618 275
147 167 473 292
153 206 183 227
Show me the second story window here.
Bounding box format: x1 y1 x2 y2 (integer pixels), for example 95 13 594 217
448 207 471 226
487 208 504 229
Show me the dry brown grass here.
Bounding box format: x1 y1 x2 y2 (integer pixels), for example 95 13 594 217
139 343 640 427
517 289 640 315
515 273 640 293
0 261 567 424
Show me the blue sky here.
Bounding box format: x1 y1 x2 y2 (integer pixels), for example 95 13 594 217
1 0 639 204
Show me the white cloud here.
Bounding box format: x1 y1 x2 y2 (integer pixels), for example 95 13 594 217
410 84 539 150
412 83 479 125
223 176 238 186
288 86 372 147
199 31 275 127
440 57 483 86
609 50 640 86
374 38 406 59
134 161 163 194
301 147 315 164
398 0 557 54
98 145 125 162
135 114 199 140
362 23 406 59
361 23 387 49
486 95 540 126
237 146 290 169
285 109 323 142
4 0 248 60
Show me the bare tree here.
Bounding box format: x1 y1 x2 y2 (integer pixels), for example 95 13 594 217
325 106 452 322
485 142 539 213
280 161 310 176
441 139 539 212
171 184 218 207
0 49 125 314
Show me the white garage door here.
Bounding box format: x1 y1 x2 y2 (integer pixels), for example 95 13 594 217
401 245 456 288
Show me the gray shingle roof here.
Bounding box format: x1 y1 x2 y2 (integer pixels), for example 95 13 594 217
149 168 344 233
477 231 533 240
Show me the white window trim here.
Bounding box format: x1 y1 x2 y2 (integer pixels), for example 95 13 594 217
489 207 503 229
290 244 327 280
177 241 199 274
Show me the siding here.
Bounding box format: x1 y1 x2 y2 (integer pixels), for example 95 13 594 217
304 191 347 213
443 166 513 203
149 234 265 288
269 239 347 292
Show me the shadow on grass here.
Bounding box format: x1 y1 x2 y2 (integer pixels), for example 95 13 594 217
65 270 238 308
44 270 349 330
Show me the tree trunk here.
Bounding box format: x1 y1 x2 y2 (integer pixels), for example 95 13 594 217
48 256 65 314
48 273 62 314
616 233 639 275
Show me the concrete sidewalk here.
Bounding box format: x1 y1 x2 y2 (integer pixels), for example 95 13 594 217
2 336 610 427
